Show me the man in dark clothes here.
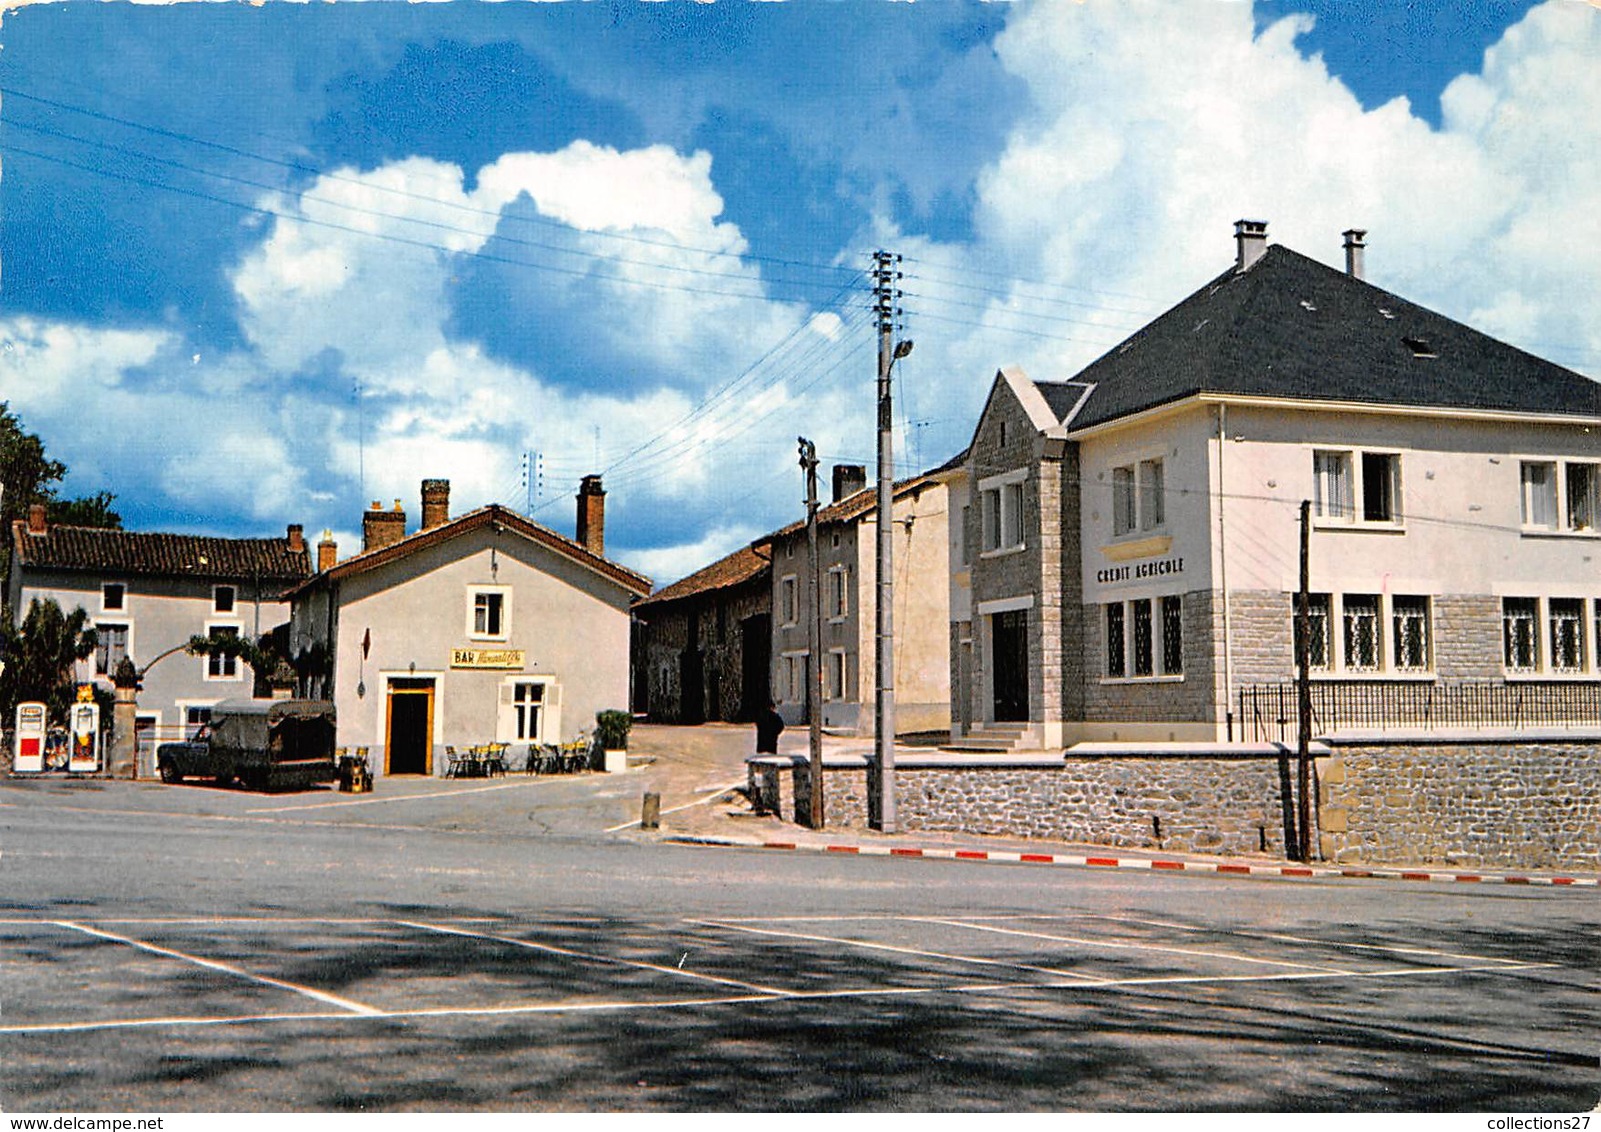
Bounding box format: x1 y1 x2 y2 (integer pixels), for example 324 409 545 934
755 700 784 753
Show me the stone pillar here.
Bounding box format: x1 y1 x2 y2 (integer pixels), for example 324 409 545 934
109 657 140 779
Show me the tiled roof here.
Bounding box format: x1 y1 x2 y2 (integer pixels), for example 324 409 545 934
635 544 769 607
768 450 970 540
286 504 651 599
12 522 311 582
1061 244 1601 430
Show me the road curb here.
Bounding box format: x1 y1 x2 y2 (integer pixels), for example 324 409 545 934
664 834 1599 888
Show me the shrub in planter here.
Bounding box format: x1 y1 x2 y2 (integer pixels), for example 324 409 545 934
595 709 632 751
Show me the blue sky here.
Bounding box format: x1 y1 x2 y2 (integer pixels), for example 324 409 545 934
2 0 1596 585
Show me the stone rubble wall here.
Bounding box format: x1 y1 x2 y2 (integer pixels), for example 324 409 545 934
1318 740 1599 869
752 738 1600 870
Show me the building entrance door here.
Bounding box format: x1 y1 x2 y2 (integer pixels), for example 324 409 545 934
385 678 435 775
991 609 1029 723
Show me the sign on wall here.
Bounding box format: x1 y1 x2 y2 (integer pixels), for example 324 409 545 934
450 648 526 670
1095 556 1185 586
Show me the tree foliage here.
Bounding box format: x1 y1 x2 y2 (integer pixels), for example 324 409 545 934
0 597 98 722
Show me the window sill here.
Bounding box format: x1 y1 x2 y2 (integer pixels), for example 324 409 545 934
1504 671 1601 682
979 545 1026 560
467 636 510 644
1311 672 1437 683
1099 674 1185 686
1518 528 1601 540
1312 520 1406 534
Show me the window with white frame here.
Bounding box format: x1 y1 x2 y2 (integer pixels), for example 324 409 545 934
825 650 847 701
467 587 509 641
102 582 126 612
1341 594 1382 672
95 622 129 676
980 476 1026 553
780 575 798 627
1110 459 1165 537
826 566 848 621
1550 598 1585 673
1502 598 1539 673
213 585 237 614
1314 450 1402 524
1521 462 1559 530
1392 596 1432 672
205 624 240 680
178 703 215 740
1105 596 1182 679
1313 451 1353 520
1568 464 1599 532
510 681 546 741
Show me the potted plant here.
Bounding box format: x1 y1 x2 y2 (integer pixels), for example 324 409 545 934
595 709 631 774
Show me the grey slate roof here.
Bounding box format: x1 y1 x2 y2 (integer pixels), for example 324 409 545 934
12 523 311 583
1060 244 1601 430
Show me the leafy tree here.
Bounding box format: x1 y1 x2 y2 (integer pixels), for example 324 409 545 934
48 491 122 530
0 597 98 722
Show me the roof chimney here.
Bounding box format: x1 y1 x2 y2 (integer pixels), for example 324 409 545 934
576 475 606 556
26 503 47 535
317 530 338 572
286 524 305 555
832 463 867 503
1343 228 1367 280
362 500 406 553
421 478 450 530
1234 218 1269 272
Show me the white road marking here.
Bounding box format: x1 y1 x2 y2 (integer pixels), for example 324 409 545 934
52 920 382 1016
396 919 789 996
603 779 745 833
689 918 1110 983
1081 912 1529 967
0 958 1556 1036
906 916 1355 975
249 780 536 813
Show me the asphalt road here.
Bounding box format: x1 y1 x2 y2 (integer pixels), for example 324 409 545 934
2 738 1596 1113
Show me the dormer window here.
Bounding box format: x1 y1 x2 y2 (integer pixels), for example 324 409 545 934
1402 336 1436 359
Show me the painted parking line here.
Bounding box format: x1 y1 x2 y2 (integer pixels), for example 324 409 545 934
249 779 537 813
397 919 789 996
903 915 1356 975
53 920 383 1016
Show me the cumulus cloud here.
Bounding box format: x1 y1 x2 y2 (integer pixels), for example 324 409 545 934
909 0 1601 394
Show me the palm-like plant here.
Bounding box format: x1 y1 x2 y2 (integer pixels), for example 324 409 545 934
0 598 98 721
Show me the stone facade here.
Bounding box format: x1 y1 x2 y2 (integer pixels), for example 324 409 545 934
636 573 770 724
1081 586 1218 730
1317 736 1600 869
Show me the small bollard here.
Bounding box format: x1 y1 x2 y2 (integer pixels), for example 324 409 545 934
641 791 661 830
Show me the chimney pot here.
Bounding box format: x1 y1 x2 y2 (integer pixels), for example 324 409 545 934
317 530 338 572
1234 218 1269 272
421 479 451 530
576 474 606 556
362 501 406 553
1343 228 1367 279
26 502 47 535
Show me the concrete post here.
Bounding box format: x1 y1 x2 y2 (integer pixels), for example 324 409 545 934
109 657 140 779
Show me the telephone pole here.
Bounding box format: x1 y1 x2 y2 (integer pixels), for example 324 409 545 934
1296 499 1314 863
798 437 825 829
872 250 911 833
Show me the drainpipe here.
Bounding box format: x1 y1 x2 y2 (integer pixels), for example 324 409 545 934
1218 404 1235 741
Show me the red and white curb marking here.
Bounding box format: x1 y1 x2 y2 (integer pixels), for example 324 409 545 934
667 835 1598 887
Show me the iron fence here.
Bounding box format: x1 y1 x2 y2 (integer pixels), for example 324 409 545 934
1237 680 1601 743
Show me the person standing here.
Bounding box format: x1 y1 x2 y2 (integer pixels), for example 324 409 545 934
755 700 784 754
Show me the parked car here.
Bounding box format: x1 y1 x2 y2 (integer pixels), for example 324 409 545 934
157 699 337 791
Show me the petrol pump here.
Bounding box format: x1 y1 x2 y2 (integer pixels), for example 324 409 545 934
68 686 101 773
13 702 46 773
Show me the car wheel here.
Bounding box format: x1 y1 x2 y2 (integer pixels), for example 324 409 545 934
159 763 181 784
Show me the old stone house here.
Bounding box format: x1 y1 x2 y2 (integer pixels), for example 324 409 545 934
631 543 771 724
286 477 650 776
768 457 965 736
7 505 311 770
953 220 1601 750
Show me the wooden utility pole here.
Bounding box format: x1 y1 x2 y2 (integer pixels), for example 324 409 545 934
798 437 825 829
1296 499 1313 863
